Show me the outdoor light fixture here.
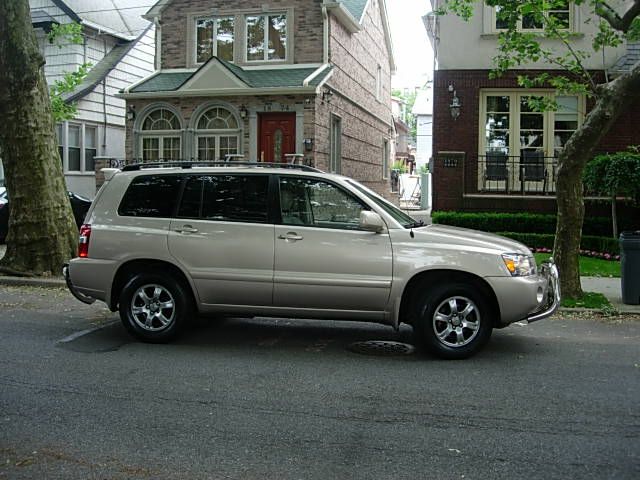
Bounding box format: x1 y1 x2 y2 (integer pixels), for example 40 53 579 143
303 137 314 152
321 88 333 104
449 85 461 120
126 105 136 121
239 105 248 119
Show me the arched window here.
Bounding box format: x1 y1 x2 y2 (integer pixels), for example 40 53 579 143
195 106 240 161
140 108 182 161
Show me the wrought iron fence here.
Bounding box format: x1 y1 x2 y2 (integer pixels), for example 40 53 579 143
476 154 558 195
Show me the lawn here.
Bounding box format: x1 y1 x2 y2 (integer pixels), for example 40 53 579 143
534 253 620 278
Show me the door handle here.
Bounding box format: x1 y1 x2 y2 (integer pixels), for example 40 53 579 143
278 233 303 241
175 225 199 234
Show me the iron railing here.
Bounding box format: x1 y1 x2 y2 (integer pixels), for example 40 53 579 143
475 154 558 195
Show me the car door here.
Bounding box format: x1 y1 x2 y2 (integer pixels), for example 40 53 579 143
273 176 393 312
168 173 274 306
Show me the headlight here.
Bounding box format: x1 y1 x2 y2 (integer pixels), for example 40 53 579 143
502 254 536 276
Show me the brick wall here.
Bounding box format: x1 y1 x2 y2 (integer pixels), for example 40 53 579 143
432 69 640 216
159 0 324 69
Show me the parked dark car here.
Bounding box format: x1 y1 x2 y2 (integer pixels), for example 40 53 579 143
0 191 91 243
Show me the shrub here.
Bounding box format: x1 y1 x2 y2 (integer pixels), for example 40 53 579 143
432 211 634 237
496 232 620 258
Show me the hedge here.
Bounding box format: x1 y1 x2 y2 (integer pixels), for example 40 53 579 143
496 232 620 257
431 211 635 237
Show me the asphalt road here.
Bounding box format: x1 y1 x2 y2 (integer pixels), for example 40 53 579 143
0 285 639 480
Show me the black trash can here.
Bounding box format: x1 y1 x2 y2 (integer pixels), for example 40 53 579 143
620 231 640 305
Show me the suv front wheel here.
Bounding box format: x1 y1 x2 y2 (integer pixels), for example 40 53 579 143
119 273 193 343
413 283 493 359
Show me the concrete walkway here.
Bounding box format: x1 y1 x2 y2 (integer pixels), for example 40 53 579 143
1 243 638 313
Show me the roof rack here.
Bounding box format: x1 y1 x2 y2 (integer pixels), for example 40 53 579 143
121 161 323 173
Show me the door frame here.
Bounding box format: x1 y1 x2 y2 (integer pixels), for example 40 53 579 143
248 104 305 161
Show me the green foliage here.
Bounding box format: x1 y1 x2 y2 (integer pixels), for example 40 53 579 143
391 160 408 173
583 150 640 204
47 22 83 47
391 88 418 142
50 63 91 122
431 211 636 237
499 232 621 256
45 22 89 121
559 292 612 309
418 164 430 174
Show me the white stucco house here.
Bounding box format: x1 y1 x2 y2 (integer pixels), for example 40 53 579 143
412 85 433 172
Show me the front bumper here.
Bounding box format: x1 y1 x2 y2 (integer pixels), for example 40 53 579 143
63 263 96 305
524 260 560 323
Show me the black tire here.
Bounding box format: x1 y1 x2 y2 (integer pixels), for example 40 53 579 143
118 272 193 343
413 282 494 359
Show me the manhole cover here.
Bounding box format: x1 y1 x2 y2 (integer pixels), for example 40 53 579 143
348 340 415 356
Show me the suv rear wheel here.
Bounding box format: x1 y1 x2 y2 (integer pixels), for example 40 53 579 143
413 283 493 359
119 273 193 343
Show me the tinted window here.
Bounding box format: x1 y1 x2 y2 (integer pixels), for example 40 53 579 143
177 175 269 223
118 175 182 217
279 177 368 230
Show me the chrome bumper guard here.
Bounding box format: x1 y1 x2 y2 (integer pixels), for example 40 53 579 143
525 260 560 324
62 263 96 305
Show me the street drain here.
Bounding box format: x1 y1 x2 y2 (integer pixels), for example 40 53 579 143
348 340 415 356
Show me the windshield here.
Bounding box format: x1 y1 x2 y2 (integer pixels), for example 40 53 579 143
346 179 418 228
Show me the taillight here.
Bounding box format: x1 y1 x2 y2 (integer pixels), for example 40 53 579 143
78 224 91 258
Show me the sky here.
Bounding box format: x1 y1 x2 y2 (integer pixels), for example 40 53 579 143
386 0 434 90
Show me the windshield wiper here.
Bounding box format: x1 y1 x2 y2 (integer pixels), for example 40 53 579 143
404 220 424 229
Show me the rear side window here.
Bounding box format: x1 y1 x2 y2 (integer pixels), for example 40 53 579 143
118 175 182 217
177 175 269 223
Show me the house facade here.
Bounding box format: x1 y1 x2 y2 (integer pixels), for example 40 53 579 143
412 85 433 172
426 1 639 214
119 0 395 198
24 0 156 198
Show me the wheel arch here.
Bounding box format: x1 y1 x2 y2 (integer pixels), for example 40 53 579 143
399 269 501 328
109 259 198 313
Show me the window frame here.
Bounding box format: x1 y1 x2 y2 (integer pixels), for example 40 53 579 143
478 89 584 192
276 175 371 231
175 173 271 224
329 114 342 174
139 108 183 162
57 121 100 174
193 106 242 161
492 1 573 33
245 12 289 63
194 15 235 65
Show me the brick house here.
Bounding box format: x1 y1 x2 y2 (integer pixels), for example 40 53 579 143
425 1 640 215
119 0 396 197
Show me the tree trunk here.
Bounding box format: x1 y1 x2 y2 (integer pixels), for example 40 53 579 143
611 196 618 239
0 0 77 276
554 62 640 298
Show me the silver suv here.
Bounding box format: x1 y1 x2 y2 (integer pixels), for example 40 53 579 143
64 162 559 359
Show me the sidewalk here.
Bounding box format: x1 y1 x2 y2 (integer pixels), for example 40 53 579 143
0 244 638 313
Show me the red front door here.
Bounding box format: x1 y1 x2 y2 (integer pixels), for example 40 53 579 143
259 113 296 162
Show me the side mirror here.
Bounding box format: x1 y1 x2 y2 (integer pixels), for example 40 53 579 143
359 211 385 233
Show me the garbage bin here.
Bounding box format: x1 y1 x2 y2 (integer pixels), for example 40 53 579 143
620 231 640 305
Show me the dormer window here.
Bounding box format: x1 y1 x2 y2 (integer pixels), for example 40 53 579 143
246 13 287 62
196 16 234 63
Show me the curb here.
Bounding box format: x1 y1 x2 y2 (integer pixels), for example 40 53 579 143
0 276 65 288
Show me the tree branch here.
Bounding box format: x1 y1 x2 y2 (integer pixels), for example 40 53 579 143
596 0 640 33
